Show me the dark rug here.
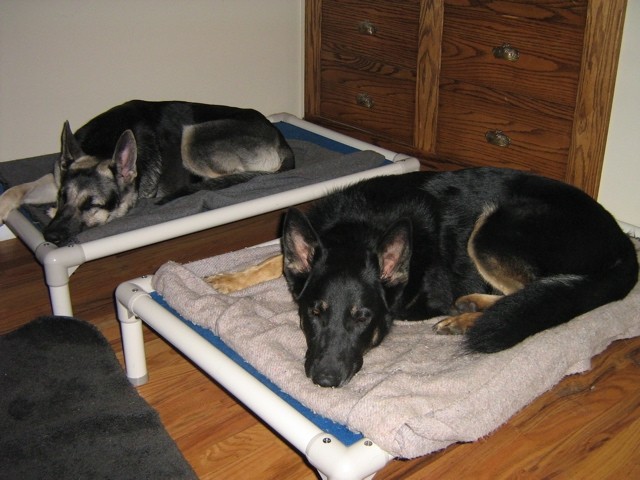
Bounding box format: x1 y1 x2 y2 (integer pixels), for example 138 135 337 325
0 316 197 480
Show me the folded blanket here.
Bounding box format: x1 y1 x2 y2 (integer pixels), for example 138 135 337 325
0 139 385 243
153 240 640 459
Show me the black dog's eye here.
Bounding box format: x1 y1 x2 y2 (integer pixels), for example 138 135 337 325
309 300 327 317
351 307 372 323
79 196 103 212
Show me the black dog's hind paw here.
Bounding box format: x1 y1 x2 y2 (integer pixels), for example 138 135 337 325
453 298 479 313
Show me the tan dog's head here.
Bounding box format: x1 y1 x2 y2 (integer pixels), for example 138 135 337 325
43 122 138 245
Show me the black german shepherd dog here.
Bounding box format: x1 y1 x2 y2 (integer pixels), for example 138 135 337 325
278 168 638 387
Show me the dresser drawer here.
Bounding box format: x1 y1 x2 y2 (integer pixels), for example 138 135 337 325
436 79 574 179
441 2 586 105
319 54 415 144
321 0 421 70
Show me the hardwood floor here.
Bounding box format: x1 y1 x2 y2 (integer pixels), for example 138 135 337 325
1 211 639 479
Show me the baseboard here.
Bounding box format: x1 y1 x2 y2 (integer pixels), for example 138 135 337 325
619 221 640 239
0 224 16 241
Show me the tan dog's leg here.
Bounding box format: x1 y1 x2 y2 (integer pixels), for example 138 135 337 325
205 254 284 293
0 174 57 224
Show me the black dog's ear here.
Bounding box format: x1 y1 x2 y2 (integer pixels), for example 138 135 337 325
113 130 138 186
283 208 320 295
59 121 85 172
283 208 320 274
377 219 412 287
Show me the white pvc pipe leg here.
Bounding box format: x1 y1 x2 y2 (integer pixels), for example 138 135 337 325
48 284 74 317
120 319 148 386
115 281 150 385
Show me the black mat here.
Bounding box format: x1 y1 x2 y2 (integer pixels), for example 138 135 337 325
0 317 197 480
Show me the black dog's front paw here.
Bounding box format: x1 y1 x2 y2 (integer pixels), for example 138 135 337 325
433 312 482 335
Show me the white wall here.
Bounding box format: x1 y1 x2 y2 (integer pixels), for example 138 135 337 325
0 0 304 160
598 1 640 232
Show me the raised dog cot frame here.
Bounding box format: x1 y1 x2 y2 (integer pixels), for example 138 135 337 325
3 114 420 316
115 271 395 480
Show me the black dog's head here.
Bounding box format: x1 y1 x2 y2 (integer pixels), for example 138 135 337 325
43 122 139 245
283 208 412 387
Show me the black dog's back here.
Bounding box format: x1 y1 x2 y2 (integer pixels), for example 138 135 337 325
74 100 288 160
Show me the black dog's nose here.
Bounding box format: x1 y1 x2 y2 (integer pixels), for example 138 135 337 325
312 371 343 388
43 229 67 246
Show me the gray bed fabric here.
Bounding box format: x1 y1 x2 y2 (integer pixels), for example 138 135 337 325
0 140 386 244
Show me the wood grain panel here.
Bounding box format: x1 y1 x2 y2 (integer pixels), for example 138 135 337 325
304 0 322 117
414 0 443 153
566 0 627 197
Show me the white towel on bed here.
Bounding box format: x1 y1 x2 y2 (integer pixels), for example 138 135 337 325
153 240 640 459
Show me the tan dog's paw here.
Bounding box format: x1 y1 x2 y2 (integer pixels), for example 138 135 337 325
433 312 482 335
204 273 245 294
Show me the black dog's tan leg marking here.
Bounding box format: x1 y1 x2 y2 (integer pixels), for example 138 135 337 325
467 205 535 295
205 254 284 293
454 293 502 313
434 312 482 335
434 206 537 337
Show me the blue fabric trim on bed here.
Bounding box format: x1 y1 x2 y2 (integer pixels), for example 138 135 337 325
150 291 364 446
275 121 360 155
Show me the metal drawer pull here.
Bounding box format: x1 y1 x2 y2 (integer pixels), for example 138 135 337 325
492 43 520 62
356 92 375 109
358 20 377 35
485 130 511 147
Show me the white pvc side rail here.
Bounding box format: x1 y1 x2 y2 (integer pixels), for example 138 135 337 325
80 157 419 261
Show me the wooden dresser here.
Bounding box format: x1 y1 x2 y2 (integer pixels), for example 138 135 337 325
305 0 627 197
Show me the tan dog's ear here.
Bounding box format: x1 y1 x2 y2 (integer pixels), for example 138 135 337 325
112 130 138 186
59 121 85 172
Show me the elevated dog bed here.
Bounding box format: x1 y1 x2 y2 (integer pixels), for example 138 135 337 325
0 114 419 315
115 239 640 479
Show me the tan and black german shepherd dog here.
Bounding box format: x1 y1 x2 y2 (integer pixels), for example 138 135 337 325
0 100 294 245
208 169 639 387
